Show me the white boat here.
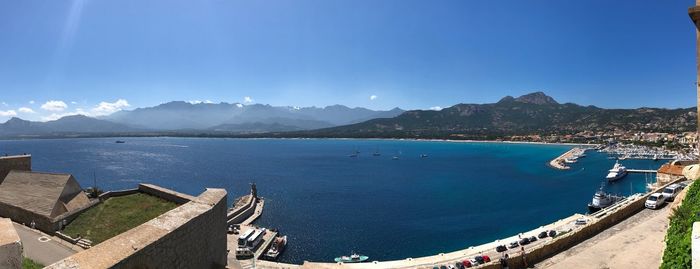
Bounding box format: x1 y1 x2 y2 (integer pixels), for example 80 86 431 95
564 158 578 164
605 161 628 182
588 185 624 213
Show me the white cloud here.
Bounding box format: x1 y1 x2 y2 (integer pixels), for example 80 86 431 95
235 103 243 108
243 96 254 104
29 100 35 104
370 95 378 101
18 107 35 114
91 99 130 116
41 109 89 121
0 110 17 117
429 106 442 111
1 102 7 106
71 101 78 105
41 100 68 111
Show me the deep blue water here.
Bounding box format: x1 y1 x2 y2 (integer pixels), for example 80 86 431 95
0 138 660 264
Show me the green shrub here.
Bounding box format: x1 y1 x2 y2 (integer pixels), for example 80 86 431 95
22 257 43 269
661 182 700 269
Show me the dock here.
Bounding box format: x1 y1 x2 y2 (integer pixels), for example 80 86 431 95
227 225 279 269
627 169 657 173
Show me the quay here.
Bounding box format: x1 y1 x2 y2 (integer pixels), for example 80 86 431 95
627 169 657 173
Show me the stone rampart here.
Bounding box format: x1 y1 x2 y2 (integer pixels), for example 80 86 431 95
45 188 228 269
0 155 31 182
0 218 22 269
98 188 139 201
138 183 196 204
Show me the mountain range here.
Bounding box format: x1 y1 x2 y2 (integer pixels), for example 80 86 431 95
0 102 404 137
276 92 697 139
0 92 695 139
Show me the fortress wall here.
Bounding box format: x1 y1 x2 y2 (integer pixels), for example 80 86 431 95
0 218 22 269
97 188 139 201
0 155 31 183
45 188 228 269
138 183 196 204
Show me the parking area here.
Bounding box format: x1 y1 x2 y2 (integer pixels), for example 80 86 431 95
536 205 670 269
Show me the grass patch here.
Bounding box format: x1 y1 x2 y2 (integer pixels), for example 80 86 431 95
63 193 178 245
661 182 698 269
23 257 43 269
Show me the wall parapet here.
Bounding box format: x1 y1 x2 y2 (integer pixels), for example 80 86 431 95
46 188 228 269
138 183 196 205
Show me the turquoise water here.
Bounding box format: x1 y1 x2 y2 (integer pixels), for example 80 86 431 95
0 138 660 263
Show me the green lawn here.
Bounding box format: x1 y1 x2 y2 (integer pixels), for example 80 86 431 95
63 193 178 245
22 257 43 269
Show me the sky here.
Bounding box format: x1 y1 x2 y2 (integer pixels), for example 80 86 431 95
0 0 698 121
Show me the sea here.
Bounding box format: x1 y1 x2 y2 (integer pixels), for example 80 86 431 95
0 137 661 264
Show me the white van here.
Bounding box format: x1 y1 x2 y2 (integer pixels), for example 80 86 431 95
661 184 684 201
645 193 666 209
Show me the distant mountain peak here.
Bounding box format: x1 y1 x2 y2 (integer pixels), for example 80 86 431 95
514 92 558 105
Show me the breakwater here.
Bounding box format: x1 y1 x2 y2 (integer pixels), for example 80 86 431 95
549 147 586 170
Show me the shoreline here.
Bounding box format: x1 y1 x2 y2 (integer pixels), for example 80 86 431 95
0 135 597 147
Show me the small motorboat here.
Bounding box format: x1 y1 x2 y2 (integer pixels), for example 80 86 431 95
334 252 369 263
115 140 126 144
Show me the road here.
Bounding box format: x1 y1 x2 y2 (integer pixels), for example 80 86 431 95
537 205 670 269
13 223 77 266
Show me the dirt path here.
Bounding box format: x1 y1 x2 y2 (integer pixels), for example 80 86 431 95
536 205 670 269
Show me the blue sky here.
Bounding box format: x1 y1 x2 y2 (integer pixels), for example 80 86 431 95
0 0 697 121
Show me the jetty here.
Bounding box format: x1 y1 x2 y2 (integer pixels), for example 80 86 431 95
627 169 657 173
549 147 586 170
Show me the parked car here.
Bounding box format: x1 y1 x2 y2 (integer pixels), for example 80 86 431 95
474 256 484 264
538 231 548 239
469 258 479 266
509 241 520 249
439 265 447 269
662 184 684 201
461 260 472 268
528 236 537 242
575 218 588 225
482 255 491 263
447 265 456 269
519 237 530 245
496 245 507 252
645 193 666 209
548 230 557 237
455 261 464 269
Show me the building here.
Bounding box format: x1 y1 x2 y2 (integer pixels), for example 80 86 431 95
656 161 688 185
0 171 92 232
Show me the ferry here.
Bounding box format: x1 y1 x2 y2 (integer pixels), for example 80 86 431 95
263 235 287 260
115 140 126 144
420 154 428 158
605 161 628 182
334 252 369 263
587 185 625 213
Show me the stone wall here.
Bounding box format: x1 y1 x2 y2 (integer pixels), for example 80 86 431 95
46 188 229 269
0 155 31 183
97 188 139 201
228 196 257 225
0 218 22 269
138 183 196 205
